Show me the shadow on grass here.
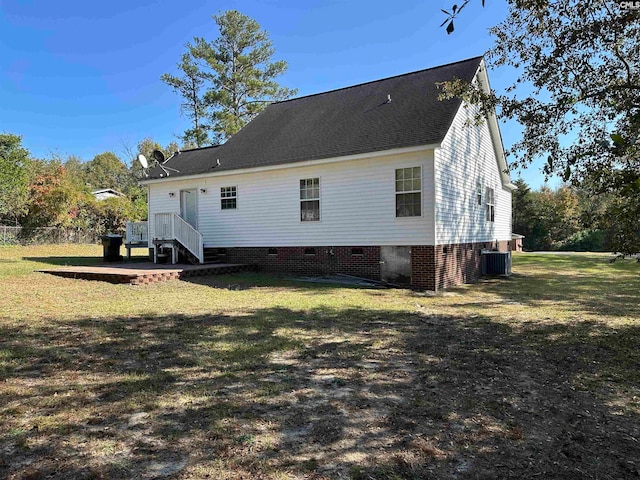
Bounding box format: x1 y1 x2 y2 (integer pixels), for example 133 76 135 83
23 255 103 267
182 270 389 295
1 304 639 479
24 255 151 268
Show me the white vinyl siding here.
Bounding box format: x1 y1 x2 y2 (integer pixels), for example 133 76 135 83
434 101 512 244
147 150 436 247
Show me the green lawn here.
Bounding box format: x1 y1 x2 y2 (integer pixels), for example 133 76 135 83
1 245 639 479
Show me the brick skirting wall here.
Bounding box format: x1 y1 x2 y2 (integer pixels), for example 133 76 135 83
410 246 437 291
217 246 382 280
411 240 511 291
158 240 511 291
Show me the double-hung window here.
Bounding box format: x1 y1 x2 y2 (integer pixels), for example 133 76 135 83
395 167 421 217
221 186 237 210
485 187 495 222
300 178 320 221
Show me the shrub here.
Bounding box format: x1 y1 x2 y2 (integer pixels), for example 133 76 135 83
554 229 607 252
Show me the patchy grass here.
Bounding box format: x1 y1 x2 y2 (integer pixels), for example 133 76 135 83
1 245 639 479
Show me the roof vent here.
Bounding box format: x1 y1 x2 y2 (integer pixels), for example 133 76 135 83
387 94 392 103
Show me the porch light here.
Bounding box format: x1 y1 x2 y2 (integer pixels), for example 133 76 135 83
168 192 175 197
200 188 207 194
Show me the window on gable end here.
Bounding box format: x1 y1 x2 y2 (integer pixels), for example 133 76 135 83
485 187 495 222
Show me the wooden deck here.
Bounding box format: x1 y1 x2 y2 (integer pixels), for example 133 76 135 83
38 262 252 285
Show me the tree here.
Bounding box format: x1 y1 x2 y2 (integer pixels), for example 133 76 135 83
512 179 596 251
440 0 639 252
0 134 30 224
163 10 296 144
511 178 533 237
602 193 640 256
161 54 212 147
85 196 147 236
64 155 91 192
21 160 87 231
84 152 132 193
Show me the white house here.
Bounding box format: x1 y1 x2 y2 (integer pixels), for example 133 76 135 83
139 57 515 290
91 188 125 201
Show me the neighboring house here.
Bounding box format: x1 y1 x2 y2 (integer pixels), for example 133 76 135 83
140 56 516 290
92 189 125 201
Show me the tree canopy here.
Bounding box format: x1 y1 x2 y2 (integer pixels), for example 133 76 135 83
162 10 296 145
161 53 212 147
84 152 131 192
440 0 640 253
0 134 155 240
0 134 30 223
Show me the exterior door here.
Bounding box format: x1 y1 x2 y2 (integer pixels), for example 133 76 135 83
380 246 411 284
180 189 198 229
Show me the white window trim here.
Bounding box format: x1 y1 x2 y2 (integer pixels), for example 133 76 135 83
486 186 495 222
220 185 238 211
395 166 423 218
299 177 321 222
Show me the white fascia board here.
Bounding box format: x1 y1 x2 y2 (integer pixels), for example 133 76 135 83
474 59 513 190
139 143 440 186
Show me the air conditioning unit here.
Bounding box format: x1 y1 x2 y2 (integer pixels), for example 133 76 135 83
481 251 512 276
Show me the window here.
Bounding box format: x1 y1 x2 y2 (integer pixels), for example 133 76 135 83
476 182 483 206
221 186 237 210
486 187 495 222
395 167 421 217
300 178 320 221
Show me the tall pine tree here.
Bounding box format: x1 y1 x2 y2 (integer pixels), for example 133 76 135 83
163 10 296 145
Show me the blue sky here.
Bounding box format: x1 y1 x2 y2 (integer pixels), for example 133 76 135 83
1 0 551 187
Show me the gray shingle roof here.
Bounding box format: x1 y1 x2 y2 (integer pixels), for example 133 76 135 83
147 56 482 180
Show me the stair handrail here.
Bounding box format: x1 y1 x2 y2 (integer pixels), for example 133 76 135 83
153 213 203 263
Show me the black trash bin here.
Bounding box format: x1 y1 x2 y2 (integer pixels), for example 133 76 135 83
102 234 123 262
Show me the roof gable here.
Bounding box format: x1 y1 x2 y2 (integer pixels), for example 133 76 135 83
147 56 483 180
474 60 515 190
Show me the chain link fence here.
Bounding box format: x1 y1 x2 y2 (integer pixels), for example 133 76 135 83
0 226 101 245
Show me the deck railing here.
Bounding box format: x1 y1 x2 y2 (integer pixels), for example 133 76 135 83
154 213 203 264
125 221 148 244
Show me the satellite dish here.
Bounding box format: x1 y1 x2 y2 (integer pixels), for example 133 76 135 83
151 150 165 163
137 154 148 169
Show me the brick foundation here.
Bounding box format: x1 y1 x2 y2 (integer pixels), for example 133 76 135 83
192 240 510 291
214 246 382 280
411 240 511 291
410 246 437 291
